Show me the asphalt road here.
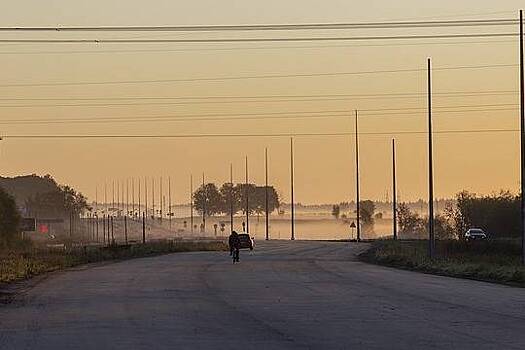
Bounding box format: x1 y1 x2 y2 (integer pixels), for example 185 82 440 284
1 241 524 349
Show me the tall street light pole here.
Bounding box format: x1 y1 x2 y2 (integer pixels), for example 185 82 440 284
290 138 295 241
126 178 129 217
202 173 206 233
265 147 270 241
168 176 172 230
355 110 361 242
190 174 194 234
428 58 435 259
138 177 141 219
144 177 148 224
245 156 249 233
519 9 525 265
152 177 155 220
160 176 163 221
230 163 234 232
130 178 134 218
392 138 398 240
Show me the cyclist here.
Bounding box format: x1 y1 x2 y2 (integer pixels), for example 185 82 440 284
228 230 241 263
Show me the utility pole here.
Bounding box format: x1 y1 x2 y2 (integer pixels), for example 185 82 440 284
168 176 172 230
520 10 525 264
190 174 194 234
116 180 119 215
290 138 295 241
112 180 115 215
124 215 128 244
132 177 135 219
142 212 146 244
145 177 148 222
428 58 435 259
265 147 269 240
230 163 234 232
355 110 361 242
392 139 398 240
152 178 155 220
159 176 163 221
202 173 206 233
103 214 106 244
111 216 114 244
96 214 99 242
120 180 126 216
138 177 141 220
245 156 249 233
104 182 107 217
126 178 129 217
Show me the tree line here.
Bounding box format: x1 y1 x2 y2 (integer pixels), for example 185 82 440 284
193 183 280 216
397 190 521 240
0 175 90 246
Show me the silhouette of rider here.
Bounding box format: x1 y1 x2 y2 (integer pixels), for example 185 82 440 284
228 230 241 262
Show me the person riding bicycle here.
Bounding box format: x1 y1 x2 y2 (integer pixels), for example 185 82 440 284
228 231 241 262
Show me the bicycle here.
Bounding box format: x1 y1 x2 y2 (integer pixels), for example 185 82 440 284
232 248 240 263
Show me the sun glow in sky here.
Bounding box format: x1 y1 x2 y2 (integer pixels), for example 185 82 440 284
0 0 523 204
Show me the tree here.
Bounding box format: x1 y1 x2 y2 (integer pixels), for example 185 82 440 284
252 186 280 215
195 182 280 217
360 200 376 232
237 183 258 215
397 203 425 238
193 183 222 216
0 187 20 245
445 190 520 239
25 184 89 219
332 204 340 219
219 183 242 216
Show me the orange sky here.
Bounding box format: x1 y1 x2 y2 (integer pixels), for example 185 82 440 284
0 1 523 204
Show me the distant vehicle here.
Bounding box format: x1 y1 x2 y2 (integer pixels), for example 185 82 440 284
238 233 254 250
464 228 487 241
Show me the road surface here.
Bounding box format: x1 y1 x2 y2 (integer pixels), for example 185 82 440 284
0 241 524 349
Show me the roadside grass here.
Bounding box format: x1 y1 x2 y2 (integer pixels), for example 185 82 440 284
360 239 525 287
0 240 228 284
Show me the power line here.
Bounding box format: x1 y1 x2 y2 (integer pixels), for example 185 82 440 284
0 103 518 125
0 90 516 101
0 63 516 88
0 19 517 32
2 109 349 122
0 99 518 110
0 108 518 125
387 10 514 22
0 33 520 44
0 129 519 139
0 39 516 55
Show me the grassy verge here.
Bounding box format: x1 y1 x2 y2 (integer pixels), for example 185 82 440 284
0 240 228 284
360 240 525 287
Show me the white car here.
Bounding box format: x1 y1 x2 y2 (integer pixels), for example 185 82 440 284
464 228 487 241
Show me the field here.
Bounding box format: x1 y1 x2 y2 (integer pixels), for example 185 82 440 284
63 210 395 244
